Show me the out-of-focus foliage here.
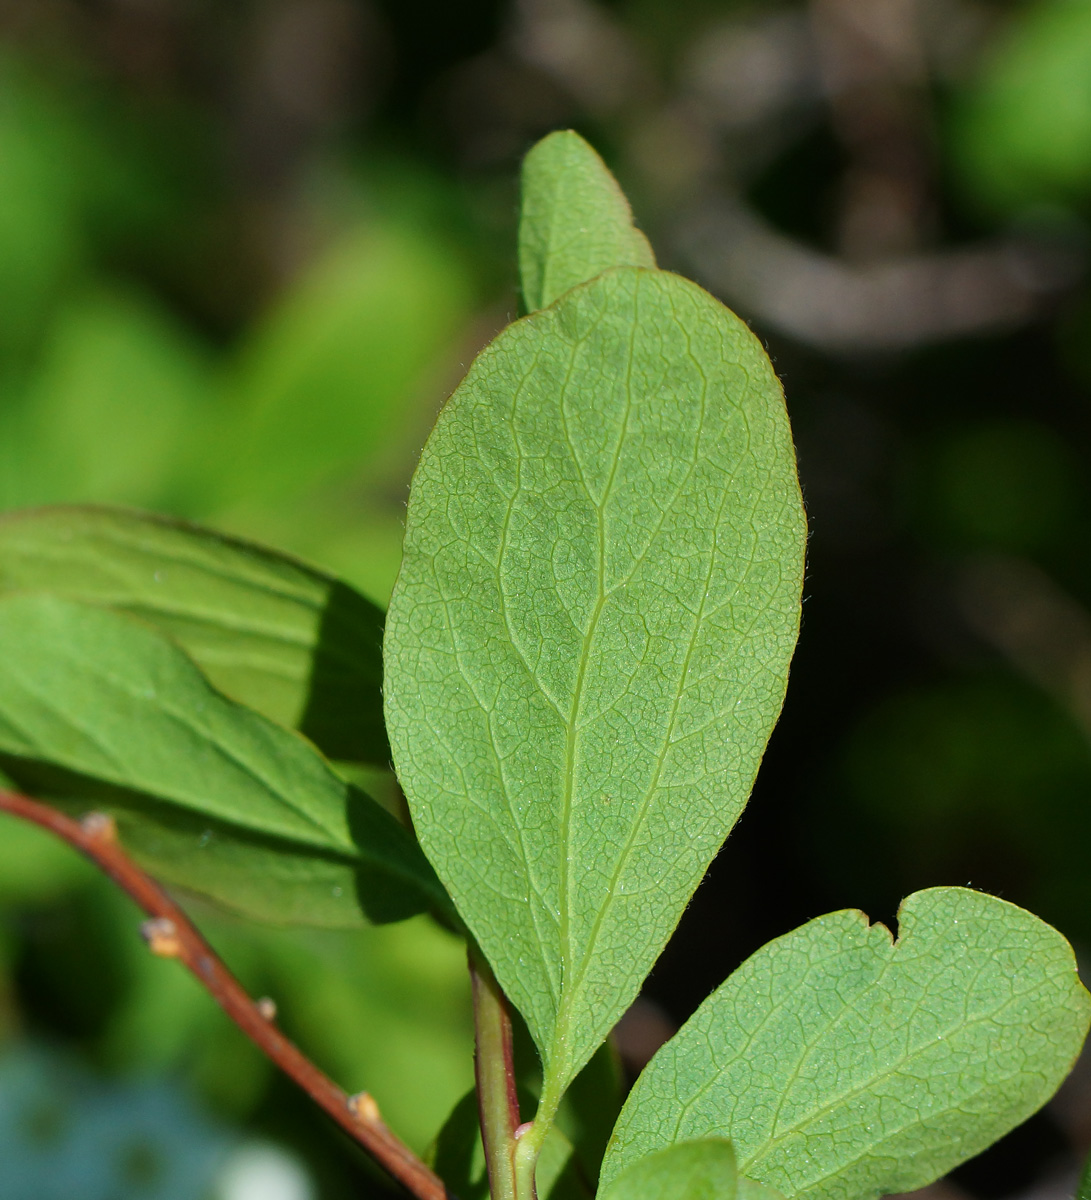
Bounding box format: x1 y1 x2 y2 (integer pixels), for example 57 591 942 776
0 18 483 1190
950 0 1091 213
835 676 1091 922
1 0 1091 1196
199 226 472 513
0 1044 231 1200
0 817 474 1153
913 419 1081 552
11 285 216 511
0 1042 323 1200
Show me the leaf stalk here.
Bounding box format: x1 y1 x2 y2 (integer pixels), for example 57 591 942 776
469 946 521 1200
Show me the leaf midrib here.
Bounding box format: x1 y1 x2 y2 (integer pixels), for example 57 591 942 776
550 279 642 1086
493 340 567 1009
554 316 720 1077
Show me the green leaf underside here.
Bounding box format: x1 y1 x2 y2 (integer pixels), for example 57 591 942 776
519 131 655 313
0 594 444 926
0 505 388 765
385 267 806 1099
601 888 1091 1200
599 1139 737 1200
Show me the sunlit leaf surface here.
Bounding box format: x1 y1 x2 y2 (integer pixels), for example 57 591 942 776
385 265 805 1100
601 888 1091 1200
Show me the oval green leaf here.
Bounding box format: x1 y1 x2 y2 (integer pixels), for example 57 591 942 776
0 593 447 926
0 504 387 765
384 266 806 1102
601 887 1091 1200
599 1139 737 1200
519 131 655 312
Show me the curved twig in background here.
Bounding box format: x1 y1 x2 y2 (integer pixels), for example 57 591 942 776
508 0 1085 354
672 198 1067 354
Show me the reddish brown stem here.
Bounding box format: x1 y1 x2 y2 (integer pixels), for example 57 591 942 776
0 790 450 1200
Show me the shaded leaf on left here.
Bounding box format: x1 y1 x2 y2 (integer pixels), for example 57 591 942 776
0 594 446 926
0 505 388 766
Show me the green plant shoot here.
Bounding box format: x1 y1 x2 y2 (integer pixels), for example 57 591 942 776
0 130 1086 1200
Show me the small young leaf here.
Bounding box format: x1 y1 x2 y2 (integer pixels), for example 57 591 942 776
0 505 387 765
600 888 1091 1200
0 594 446 926
385 267 805 1103
518 131 654 312
598 1139 737 1200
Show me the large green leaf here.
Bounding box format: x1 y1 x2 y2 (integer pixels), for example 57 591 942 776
0 594 446 926
598 1140 737 1200
385 266 805 1106
0 505 387 765
518 131 654 312
600 888 1091 1200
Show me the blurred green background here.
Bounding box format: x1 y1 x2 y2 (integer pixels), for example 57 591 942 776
2 0 1091 1196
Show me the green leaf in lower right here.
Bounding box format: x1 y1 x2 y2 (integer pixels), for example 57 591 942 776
600 887 1091 1200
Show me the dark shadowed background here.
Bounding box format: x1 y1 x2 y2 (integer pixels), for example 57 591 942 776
1 1 1090 1197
